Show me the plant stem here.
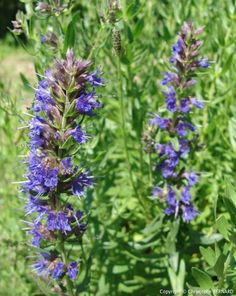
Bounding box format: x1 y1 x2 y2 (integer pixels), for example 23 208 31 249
148 153 153 185
57 93 76 296
58 237 76 296
116 57 147 211
87 27 104 60
53 15 64 35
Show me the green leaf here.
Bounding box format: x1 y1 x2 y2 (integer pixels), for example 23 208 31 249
19 73 32 91
222 52 234 74
200 233 223 245
113 265 129 274
225 177 236 206
215 215 230 240
165 219 180 254
168 267 177 291
168 258 185 294
60 136 74 150
121 55 131 65
118 283 142 293
64 18 77 51
177 259 185 291
192 267 214 289
134 19 144 39
213 194 218 221
126 24 133 43
65 100 76 117
126 1 140 18
169 252 179 273
98 275 109 294
224 178 236 225
214 254 225 278
229 230 236 245
199 246 216 266
228 118 236 151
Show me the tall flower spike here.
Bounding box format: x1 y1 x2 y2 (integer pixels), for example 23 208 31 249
147 22 209 222
23 49 103 291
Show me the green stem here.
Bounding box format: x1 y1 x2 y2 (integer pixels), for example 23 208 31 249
56 92 76 296
127 64 145 176
87 27 104 60
53 15 64 35
148 153 153 185
116 57 147 211
58 238 76 296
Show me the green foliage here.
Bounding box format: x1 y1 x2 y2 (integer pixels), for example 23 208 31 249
1 0 236 295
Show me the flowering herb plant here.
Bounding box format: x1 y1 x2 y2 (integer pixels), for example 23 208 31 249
23 49 103 295
148 22 209 222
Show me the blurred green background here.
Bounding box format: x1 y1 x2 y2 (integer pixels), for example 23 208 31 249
1 0 236 295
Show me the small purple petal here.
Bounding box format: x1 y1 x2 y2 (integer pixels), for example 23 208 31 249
67 262 78 280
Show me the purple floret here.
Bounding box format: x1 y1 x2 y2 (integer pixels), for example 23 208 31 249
180 186 192 204
179 139 190 157
61 157 72 174
47 211 71 233
76 92 101 115
29 223 43 247
160 72 178 85
150 115 171 130
198 58 209 68
72 171 94 197
164 86 177 112
182 204 198 222
70 126 88 143
67 262 78 280
52 261 64 279
192 98 204 109
177 121 196 137
184 171 199 186
180 98 191 113
87 68 104 87
152 186 163 197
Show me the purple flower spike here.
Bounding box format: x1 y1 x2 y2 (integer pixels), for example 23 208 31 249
23 49 102 284
146 22 209 222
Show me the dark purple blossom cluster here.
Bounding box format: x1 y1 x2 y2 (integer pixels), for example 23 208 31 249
23 49 103 281
148 22 209 222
